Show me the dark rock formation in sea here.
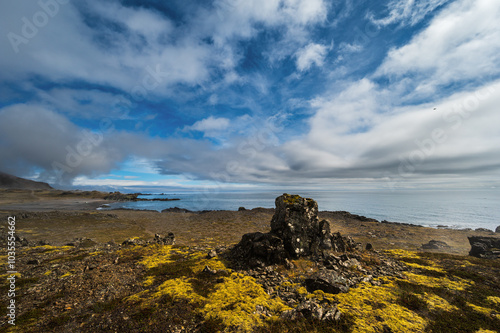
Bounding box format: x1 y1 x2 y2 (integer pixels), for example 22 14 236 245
495 225 500 233
468 236 500 259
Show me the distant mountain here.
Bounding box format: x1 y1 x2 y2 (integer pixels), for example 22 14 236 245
0 172 53 190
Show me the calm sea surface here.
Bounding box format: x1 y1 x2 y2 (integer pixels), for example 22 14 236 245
104 189 500 231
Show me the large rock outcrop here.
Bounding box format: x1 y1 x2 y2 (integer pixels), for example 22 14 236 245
270 194 333 257
468 236 500 259
231 194 358 267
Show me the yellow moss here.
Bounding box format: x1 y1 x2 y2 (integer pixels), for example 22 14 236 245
459 260 474 267
154 278 204 304
386 249 420 259
0 272 21 280
421 292 458 312
60 272 73 278
335 279 427 333
138 245 175 269
125 290 150 304
143 276 155 287
190 257 229 274
296 286 308 296
467 302 495 316
121 245 290 331
475 329 498 333
43 270 52 276
202 273 291 332
310 289 336 303
404 272 473 291
486 296 500 306
31 245 73 252
282 194 301 204
404 262 446 273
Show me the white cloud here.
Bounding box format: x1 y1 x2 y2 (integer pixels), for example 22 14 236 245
282 79 500 183
0 0 330 103
89 1 173 38
368 0 451 27
338 42 363 54
376 0 500 97
210 0 327 43
295 43 329 71
185 116 231 138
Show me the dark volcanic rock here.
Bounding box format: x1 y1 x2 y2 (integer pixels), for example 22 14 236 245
281 300 341 321
231 232 287 267
305 270 350 294
122 233 175 246
330 232 359 252
230 194 359 267
475 228 493 233
270 194 323 257
468 236 500 259
161 207 192 213
421 240 450 250
152 233 175 245
496 226 500 233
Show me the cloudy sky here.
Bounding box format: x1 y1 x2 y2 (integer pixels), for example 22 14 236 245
0 0 499 191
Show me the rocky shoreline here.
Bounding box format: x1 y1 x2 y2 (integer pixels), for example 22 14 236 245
1 193 499 332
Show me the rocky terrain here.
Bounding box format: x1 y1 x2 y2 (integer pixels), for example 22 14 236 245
0 193 499 332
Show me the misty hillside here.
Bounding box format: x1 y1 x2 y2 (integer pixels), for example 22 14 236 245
0 171 53 190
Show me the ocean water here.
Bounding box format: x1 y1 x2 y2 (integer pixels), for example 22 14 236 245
103 189 500 231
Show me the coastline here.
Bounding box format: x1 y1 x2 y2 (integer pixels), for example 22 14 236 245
1 191 499 332
1 189 498 254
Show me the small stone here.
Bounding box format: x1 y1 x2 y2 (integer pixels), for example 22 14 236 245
305 271 350 294
202 266 217 275
206 249 217 259
284 258 295 269
365 243 373 251
495 226 500 233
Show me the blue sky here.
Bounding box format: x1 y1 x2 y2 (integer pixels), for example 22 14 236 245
0 0 499 191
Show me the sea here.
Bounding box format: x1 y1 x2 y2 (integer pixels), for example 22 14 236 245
102 189 500 231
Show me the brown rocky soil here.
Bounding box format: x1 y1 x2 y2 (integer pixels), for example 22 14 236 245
0 191 499 332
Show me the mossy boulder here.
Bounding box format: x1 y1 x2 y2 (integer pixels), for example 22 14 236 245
270 194 323 257
232 194 359 267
